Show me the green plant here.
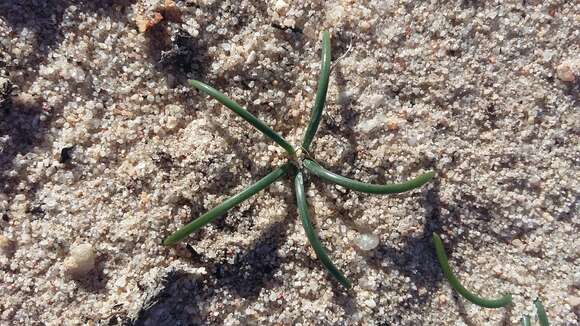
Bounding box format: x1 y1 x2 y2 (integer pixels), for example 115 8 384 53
432 232 556 322
432 233 513 308
521 314 531 326
534 298 550 326
163 31 434 288
519 298 550 325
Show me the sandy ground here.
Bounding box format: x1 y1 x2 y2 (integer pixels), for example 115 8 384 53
0 0 578 325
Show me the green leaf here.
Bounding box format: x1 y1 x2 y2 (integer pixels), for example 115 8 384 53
301 31 331 151
432 233 512 308
190 79 295 157
294 171 351 288
163 163 292 245
303 159 434 194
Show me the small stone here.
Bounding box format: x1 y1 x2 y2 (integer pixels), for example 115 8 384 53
568 296 580 309
350 312 363 322
64 243 96 276
354 233 379 251
359 276 376 290
364 298 377 309
573 271 580 288
542 50 554 62
0 75 14 109
407 133 418 146
524 238 543 255
166 116 178 130
357 113 385 133
0 234 13 253
556 62 576 82
135 12 164 33
245 51 257 65
368 94 385 107
360 21 371 31
528 175 541 188
273 0 289 13
386 119 399 131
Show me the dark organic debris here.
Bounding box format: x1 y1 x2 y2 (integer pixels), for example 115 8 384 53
159 29 205 76
59 146 75 164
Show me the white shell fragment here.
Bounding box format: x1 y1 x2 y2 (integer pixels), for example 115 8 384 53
354 233 380 251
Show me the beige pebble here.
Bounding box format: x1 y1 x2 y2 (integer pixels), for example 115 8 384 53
556 62 576 82
64 243 96 276
568 295 580 308
0 235 12 253
360 21 371 31
386 119 399 131
166 116 178 130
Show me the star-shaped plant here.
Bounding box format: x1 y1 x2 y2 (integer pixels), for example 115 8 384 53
163 31 434 288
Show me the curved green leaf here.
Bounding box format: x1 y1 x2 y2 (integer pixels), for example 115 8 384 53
303 159 434 194
190 80 295 157
302 31 331 151
294 171 351 288
163 163 292 245
432 233 512 308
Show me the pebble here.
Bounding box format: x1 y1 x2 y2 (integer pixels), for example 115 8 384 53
354 233 379 251
166 116 178 130
369 94 385 107
407 134 418 146
386 119 399 131
357 113 386 133
528 175 541 188
364 298 377 309
63 243 96 276
556 61 576 82
245 51 257 65
0 235 12 253
568 296 580 309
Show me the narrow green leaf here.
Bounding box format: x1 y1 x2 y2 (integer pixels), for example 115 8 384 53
189 79 295 157
303 159 434 194
294 171 351 288
520 315 531 326
301 31 331 151
534 298 549 326
163 163 292 245
432 233 513 308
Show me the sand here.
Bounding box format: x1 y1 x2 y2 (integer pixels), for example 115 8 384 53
0 0 578 325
